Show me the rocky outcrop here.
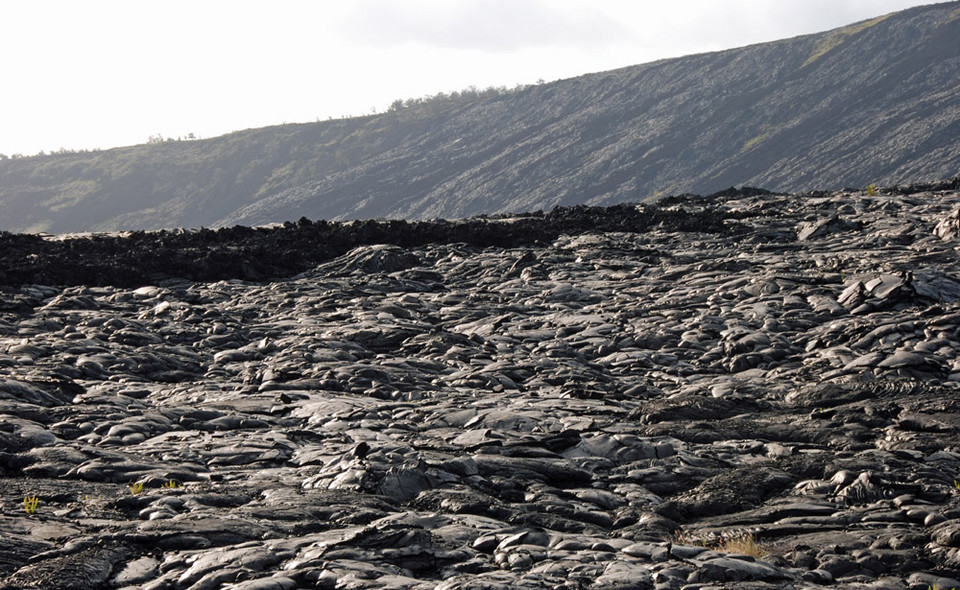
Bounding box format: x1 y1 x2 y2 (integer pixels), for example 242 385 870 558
4 181 960 588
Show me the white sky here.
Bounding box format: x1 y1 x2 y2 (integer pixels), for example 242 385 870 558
0 0 935 156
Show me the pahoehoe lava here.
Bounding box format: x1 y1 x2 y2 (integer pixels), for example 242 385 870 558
3 179 960 589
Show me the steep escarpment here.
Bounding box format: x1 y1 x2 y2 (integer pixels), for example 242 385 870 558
4 181 960 588
1 2 958 233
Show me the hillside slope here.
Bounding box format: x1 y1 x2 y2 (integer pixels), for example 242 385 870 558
1 2 958 233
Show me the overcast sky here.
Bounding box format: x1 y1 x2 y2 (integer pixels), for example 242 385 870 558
0 0 935 156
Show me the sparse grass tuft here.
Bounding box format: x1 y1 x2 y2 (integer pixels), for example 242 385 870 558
162 480 181 490
716 534 769 558
866 183 879 196
127 481 145 496
23 495 39 515
673 530 770 559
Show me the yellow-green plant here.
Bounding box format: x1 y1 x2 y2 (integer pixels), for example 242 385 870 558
162 480 181 489
866 184 878 196
717 534 769 558
24 496 39 514
128 481 145 495
673 530 768 559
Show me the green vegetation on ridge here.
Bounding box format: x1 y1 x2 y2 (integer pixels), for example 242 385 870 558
801 14 892 68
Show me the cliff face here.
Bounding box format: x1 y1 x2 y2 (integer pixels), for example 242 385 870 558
1 2 959 233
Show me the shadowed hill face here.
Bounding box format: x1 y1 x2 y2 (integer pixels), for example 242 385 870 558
1 2 959 233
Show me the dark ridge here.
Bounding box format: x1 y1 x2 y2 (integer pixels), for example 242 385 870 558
707 186 779 199
657 186 780 207
889 176 960 195
0 201 733 288
801 176 960 198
